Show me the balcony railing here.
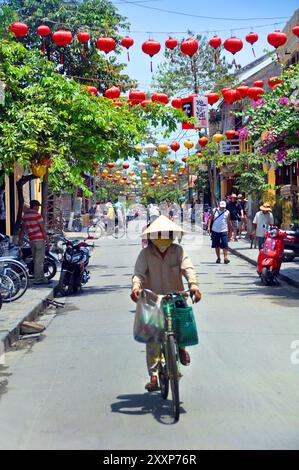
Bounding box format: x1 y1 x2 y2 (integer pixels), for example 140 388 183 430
220 138 240 155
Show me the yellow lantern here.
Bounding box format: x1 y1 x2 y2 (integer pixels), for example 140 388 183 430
129 171 134 176
157 176 162 181
171 174 176 178
212 133 225 143
183 140 194 150
157 144 168 154
102 168 108 175
134 144 142 152
156 182 161 186
167 167 172 173
144 182 150 187
179 166 185 172
115 170 121 177
154 169 160 175
142 170 147 176
132 182 137 186
142 177 147 182
31 164 47 178
120 180 125 185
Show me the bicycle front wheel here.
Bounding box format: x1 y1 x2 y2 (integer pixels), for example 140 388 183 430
167 334 180 422
112 225 126 239
87 223 104 240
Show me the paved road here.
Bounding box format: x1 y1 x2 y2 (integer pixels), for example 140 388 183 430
0 222 299 450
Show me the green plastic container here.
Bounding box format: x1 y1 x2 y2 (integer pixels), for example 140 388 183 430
174 306 199 347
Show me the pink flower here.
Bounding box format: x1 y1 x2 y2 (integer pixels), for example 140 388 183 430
278 97 289 105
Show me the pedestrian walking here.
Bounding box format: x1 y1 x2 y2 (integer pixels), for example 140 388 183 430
251 203 274 250
208 200 232 264
19 200 50 285
226 194 243 242
130 215 201 392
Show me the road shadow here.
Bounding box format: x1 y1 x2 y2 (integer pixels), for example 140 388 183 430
111 393 186 425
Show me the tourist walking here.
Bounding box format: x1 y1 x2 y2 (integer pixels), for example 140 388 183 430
251 202 274 250
226 194 243 242
208 201 232 264
19 200 50 285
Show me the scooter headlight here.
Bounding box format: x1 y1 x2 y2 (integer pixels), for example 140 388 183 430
72 253 83 263
270 228 277 237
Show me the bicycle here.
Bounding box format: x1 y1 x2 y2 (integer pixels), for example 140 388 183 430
87 217 126 240
0 257 29 302
143 288 198 422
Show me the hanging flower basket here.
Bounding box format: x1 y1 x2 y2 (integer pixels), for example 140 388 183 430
31 163 47 178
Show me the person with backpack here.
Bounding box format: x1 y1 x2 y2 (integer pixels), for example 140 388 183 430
208 201 232 264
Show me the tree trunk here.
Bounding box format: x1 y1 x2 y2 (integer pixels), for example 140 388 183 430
41 169 49 227
14 174 38 235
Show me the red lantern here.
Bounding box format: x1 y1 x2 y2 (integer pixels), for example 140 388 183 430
52 30 73 64
209 35 222 64
245 32 258 57
180 38 198 57
292 25 299 38
121 36 134 61
268 76 283 89
77 32 90 57
140 99 152 111
236 85 249 98
253 80 264 88
205 92 220 105
182 156 188 163
267 30 287 61
222 88 241 104
223 36 243 67
104 86 121 99
170 142 180 152
171 97 182 109
165 37 178 50
83 85 97 96
96 36 116 54
247 87 265 100
37 25 51 54
165 37 178 62
129 90 146 105
92 162 100 167
9 21 28 38
199 136 208 147
152 92 169 104
113 101 123 107
107 162 115 169
152 162 159 168
142 39 161 72
225 130 236 139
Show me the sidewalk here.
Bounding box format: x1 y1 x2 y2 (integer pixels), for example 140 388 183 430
228 237 299 288
0 231 86 351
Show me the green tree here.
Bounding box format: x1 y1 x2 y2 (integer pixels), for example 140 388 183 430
151 34 234 96
0 39 183 232
4 0 135 92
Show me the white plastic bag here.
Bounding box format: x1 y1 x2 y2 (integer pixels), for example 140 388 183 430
133 290 164 343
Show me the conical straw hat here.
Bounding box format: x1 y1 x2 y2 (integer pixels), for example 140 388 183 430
142 215 185 239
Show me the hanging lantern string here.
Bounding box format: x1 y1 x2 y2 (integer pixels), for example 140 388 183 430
12 13 287 36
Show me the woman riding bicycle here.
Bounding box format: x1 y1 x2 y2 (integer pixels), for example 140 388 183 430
130 215 201 392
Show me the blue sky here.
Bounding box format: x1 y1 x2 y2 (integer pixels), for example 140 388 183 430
112 0 298 89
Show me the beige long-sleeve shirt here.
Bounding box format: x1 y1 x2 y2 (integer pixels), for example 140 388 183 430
132 243 199 295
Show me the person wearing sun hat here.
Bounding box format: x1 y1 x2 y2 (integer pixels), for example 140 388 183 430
131 215 201 392
252 202 274 250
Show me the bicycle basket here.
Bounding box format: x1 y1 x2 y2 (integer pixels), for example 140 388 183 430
174 304 199 347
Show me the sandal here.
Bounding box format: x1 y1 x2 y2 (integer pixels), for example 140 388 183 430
145 376 159 392
224 258 230 264
179 348 191 366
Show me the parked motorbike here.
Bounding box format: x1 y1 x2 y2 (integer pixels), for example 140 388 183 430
58 239 92 296
16 241 57 280
283 223 299 262
257 226 286 285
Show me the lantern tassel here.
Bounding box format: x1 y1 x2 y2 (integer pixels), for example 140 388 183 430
127 51 130 62
50 48 54 61
41 40 46 55
150 60 153 73
251 46 256 57
60 51 64 65
83 46 87 58
276 50 280 62
214 52 218 65
233 57 238 69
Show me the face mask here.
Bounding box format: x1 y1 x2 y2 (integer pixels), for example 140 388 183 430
152 238 173 252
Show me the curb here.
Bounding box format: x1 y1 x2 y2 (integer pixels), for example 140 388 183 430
0 284 56 352
228 247 299 289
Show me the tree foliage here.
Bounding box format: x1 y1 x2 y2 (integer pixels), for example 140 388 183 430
151 34 234 96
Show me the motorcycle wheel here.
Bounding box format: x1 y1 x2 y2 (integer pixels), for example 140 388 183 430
58 271 73 296
44 258 57 280
261 267 273 286
283 253 295 262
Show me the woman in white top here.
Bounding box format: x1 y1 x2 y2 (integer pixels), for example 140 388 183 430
208 201 232 264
